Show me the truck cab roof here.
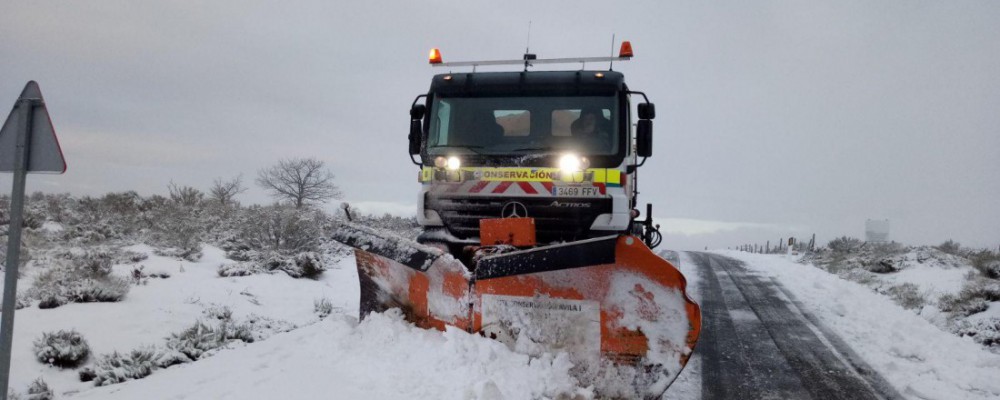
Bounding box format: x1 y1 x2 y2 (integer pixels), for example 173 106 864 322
429 70 626 97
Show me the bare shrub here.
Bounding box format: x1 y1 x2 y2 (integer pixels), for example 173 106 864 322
26 378 53 400
167 182 204 208
939 280 1000 316
936 239 962 255
209 175 247 207
870 242 906 257
963 280 1000 302
147 184 206 256
885 283 926 310
314 297 334 318
840 268 878 286
242 205 322 252
33 330 90 368
827 236 863 253
969 250 1000 280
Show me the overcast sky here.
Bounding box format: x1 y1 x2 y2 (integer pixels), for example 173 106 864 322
2 1 998 249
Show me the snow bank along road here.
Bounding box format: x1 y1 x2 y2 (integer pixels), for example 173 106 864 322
686 252 902 400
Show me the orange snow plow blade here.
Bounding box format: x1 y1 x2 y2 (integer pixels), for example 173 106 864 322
333 224 700 398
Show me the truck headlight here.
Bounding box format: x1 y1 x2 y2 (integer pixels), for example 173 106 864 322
559 154 588 173
446 156 461 171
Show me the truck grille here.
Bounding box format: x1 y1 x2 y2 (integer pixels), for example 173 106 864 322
426 194 614 243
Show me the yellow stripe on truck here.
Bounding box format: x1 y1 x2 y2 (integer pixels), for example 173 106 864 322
420 167 622 184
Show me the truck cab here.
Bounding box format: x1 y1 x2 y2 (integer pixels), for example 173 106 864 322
408 51 657 248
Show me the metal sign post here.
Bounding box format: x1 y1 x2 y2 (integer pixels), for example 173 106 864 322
0 81 66 399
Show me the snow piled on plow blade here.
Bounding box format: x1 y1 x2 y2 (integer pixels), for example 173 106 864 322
335 225 701 399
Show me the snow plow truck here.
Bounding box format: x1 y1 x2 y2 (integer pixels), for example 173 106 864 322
333 43 701 398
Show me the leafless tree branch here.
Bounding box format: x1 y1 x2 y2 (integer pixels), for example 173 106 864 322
256 158 342 208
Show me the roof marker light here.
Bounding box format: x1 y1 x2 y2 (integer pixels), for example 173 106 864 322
619 41 633 58
429 48 443 64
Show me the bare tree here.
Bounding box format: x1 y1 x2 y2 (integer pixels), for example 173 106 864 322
167 181 204 208
209 174 247 206
256 158 342 208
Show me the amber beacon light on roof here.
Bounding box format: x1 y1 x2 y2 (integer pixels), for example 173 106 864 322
427 40 636 68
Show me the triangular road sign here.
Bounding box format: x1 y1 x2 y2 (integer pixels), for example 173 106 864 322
0 81 67 173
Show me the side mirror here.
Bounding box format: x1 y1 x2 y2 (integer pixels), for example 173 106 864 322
638 103 655 120
409 104 426 156
408 119 422 155
410 104 426 119
636 120 652 157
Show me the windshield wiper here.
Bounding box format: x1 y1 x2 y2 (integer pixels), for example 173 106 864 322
428 145 485 154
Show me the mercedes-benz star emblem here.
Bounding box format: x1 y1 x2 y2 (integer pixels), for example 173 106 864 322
501 201 528 218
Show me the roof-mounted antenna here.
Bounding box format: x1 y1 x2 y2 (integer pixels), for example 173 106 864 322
609 33 616 71
523 21 536 71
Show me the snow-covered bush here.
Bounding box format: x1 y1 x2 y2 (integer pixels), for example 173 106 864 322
203 304 233 321
885 283 926 310
26 378 53 400
165 320 222 361
863 258 899 273
121 250 148 263
956 318 1000 347
165 319 254 361
314 297 334 318
269 252 325 279
936 240 963 255
33 330 90 368
167 183 204 208
355 213 421 239
939 280 1000 316
78 367 96 382
93 347 160 386
148 186 206 259
153 246 202 262
217 261 265 277
827 236 863 253
969 250 1000 280
238 205 323 254
32 260 131 309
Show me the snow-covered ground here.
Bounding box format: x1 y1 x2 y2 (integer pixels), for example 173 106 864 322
5 244 354 396
7 236 999 399
716 250 1000 400
4 244 592 399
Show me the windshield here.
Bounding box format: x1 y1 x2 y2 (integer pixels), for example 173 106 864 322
426 96 619 157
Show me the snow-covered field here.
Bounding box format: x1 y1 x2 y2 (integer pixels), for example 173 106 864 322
716 251 1000 400
4 243 592 399
5 223 999 399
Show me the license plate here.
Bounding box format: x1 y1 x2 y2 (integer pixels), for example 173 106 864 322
552 186 601 197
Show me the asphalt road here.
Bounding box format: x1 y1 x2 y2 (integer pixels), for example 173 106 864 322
685 252 903 400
